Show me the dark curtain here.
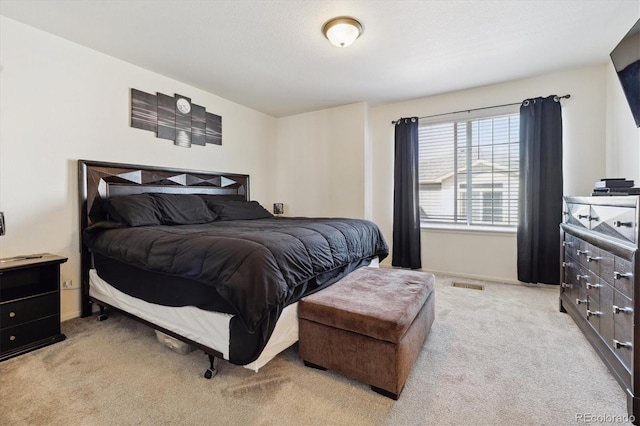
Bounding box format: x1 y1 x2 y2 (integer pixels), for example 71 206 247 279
517 96 563 284
392 117 421 269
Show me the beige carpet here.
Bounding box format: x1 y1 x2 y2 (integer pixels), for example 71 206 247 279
0 275 629 425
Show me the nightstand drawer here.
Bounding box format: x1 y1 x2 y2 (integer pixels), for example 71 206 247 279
0 316 60 353
0 292 59 328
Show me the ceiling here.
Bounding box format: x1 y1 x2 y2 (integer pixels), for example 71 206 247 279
1 1 638 118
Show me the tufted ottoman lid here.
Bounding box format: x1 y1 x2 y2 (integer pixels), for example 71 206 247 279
299 267 435 343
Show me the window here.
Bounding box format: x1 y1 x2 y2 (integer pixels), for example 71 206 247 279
418 107 520 228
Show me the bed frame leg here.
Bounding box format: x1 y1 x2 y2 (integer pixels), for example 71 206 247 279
97 304 108 322
204 353 218 379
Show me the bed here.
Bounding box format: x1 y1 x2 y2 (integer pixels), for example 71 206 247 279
79 160 389 375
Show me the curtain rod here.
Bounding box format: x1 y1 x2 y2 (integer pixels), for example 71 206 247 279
391 94 571 124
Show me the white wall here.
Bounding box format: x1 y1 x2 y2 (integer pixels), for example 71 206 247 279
369 66 608 283
605 62 640 182
0 17 278 320
276 102 366 218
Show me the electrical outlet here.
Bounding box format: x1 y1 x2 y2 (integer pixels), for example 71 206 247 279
61 279 77 290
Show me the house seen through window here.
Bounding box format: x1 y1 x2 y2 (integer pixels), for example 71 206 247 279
418 107 520 228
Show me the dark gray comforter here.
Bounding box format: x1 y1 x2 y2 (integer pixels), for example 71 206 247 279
84 217 388 333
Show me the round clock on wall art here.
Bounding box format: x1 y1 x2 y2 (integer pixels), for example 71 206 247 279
176 98 191 114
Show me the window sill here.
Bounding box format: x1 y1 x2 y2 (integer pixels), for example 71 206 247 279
421 223 517 236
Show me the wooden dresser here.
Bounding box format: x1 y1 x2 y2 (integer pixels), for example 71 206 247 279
560 195 639 421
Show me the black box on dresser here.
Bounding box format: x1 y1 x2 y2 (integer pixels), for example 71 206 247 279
0 254 67 361
560 195 639 423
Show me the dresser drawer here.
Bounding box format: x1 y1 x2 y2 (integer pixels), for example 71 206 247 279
597 283 616 349
566 203 591 229
563 235 577 261
573 265 589 318
0 292 59 328
599 281 614 313
613 257 634 299
561 259 574 294
612 325 633 372
612 289 633 338
591 205 637 244
600 313 615 353
0 315 60 354
574 239 592 268
599 251 614 286
586 298 602 330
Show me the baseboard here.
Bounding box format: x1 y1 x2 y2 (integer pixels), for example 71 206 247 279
61 310 81 322
419 268 521 285
423 269 559 289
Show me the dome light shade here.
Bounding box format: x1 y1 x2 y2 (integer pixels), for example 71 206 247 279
322 17 363 48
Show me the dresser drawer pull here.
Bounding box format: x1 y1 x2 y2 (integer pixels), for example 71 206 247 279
577 214 589 219
561 282 573 289
576 249 589 256
613 305 634 315
588 216 599 222
613 220 633 228
613 339 633 350
586 309 601 317
8 311 16 318
576 298 587 305
586 282 601 290
9 335 16 341
576 274 589 281
614 272 633 280
562 241 573 247
586 256 601 263
562 261 573 268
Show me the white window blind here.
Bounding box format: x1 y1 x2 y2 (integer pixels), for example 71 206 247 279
418 107 520 228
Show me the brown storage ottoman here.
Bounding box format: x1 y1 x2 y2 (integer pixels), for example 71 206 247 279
298 267 435 400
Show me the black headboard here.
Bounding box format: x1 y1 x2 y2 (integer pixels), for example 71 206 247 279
77 159 250 317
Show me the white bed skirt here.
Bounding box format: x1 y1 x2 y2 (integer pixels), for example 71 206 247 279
89 269 299 372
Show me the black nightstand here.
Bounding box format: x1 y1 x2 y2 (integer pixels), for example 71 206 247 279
0 254 67 361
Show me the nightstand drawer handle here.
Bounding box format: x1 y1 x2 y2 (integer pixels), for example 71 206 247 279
586 282 601 290
586 256 601 263
613 305 634 315
576 249 589 256
576 298 587 305
562 262 573 268
576 274 589 282
614 272 633 280
561 282 573 289
586 309 601 317
562 241 573 247
9 335 16 341
8 311 16 318
577 214 589 219
614 339 632 350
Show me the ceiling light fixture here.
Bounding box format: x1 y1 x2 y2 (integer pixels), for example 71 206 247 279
322 17 363 48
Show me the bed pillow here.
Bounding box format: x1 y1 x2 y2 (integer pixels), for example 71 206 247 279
197 194 247 210
151 193 217 225
107 194 162 226
207 200 274 221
